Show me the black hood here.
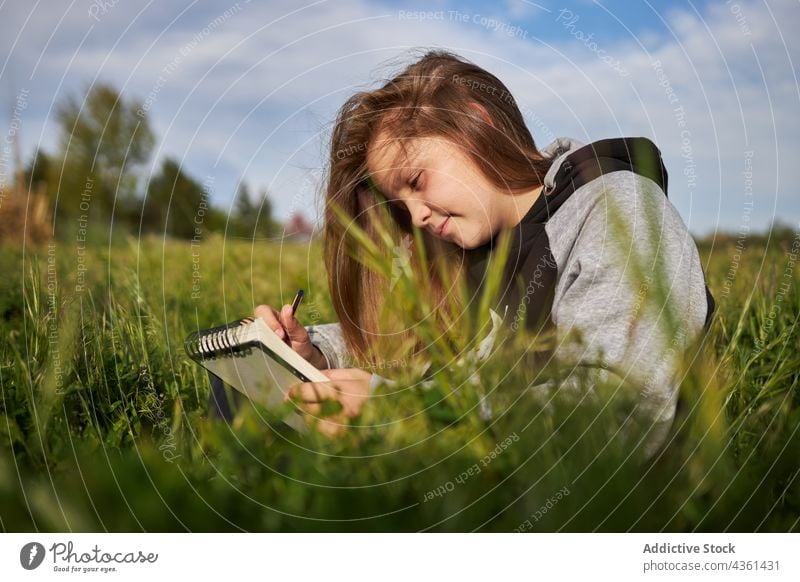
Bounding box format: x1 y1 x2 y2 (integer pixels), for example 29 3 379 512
465 137 674 334
523 136 669 226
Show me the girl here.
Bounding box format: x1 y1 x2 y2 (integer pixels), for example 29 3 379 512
252 49 714 455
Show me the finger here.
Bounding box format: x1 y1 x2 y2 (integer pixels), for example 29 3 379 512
289 384 345 418
283 384 314 415
333 382 367 418
280 303 294 326
301 407 349 437
314 415 348 438
280 304 309 343
321 368 373 382
297 382 365 419
254 304 287 340
286 381 339 404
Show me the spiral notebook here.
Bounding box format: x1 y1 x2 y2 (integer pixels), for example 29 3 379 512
185 317 329 432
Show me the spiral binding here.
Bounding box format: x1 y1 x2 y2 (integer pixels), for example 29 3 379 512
184 317 256 360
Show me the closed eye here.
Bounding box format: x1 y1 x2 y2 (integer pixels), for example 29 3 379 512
409 172 421 191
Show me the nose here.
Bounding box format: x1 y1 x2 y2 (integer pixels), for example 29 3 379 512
408 199 432 230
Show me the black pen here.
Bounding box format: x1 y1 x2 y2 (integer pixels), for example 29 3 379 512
290 289 304 317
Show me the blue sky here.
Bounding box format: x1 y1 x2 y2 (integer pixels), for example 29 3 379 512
1 0 798 236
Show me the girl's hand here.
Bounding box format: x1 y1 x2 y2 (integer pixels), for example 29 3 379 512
254 303 327 369
285 368 372 438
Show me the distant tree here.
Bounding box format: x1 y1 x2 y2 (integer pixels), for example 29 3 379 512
50 82 155 229
203 204 228 234
143 157 210 238
24 149 51 190
229 183 280 240
231 181 256 236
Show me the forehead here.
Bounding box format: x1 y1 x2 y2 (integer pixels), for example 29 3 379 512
366 131 422 195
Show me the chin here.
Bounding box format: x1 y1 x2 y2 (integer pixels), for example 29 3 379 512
453 233 482 250
443 220 488 249
456 239 479 250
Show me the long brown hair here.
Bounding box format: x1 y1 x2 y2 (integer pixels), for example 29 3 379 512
322 48 553 369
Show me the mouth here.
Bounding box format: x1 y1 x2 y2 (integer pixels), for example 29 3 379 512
435 217 450 236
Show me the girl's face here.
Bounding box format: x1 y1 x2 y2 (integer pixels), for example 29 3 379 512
365 132 514 250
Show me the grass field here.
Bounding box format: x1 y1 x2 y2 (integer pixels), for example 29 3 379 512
0 228 798 532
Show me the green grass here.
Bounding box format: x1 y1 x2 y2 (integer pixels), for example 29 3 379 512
0 227 798 532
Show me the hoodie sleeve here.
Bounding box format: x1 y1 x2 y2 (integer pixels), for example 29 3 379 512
306 322 351 370
543 172 710 457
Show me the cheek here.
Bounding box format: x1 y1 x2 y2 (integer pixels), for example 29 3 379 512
434 185 460 213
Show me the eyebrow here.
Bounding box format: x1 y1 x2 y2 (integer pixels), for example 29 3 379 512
377 152 421 197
